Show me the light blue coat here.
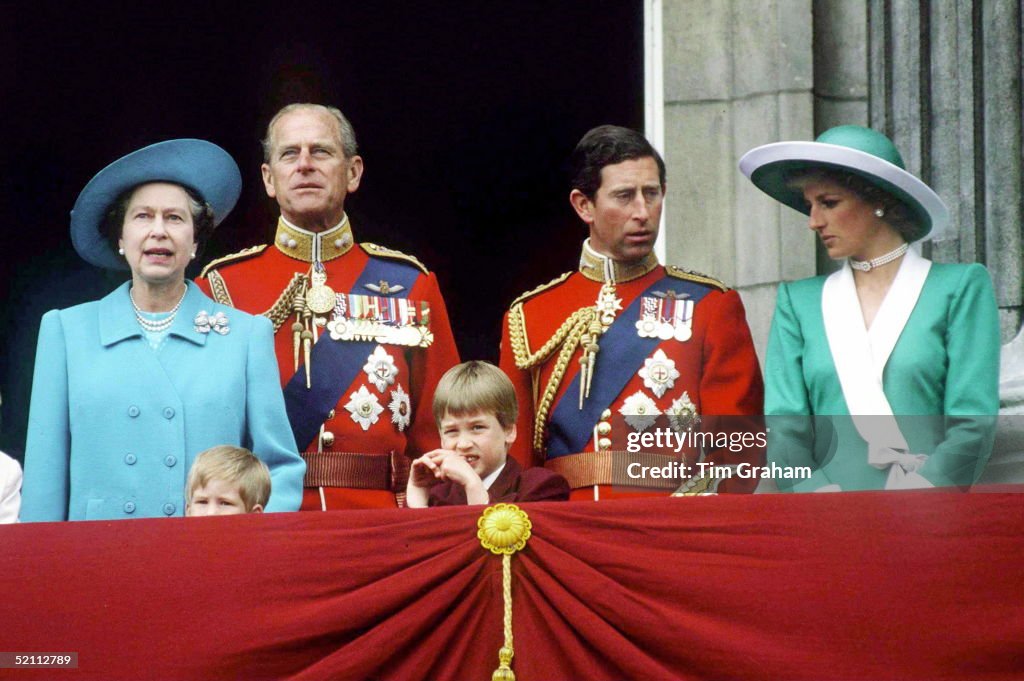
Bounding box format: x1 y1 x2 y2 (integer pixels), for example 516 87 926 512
20 281 305 521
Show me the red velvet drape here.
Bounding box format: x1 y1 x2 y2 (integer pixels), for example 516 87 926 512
1 492 1021 680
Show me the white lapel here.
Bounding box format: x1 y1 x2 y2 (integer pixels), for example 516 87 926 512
821 251 934 489
822 263 883 413
864 247 931 373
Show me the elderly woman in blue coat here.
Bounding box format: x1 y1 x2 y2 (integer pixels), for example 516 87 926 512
21 140 305 520
739 126 999 491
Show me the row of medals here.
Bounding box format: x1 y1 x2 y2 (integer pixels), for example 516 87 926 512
306 265 433 348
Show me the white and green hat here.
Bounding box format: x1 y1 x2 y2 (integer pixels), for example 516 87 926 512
738 125 948 241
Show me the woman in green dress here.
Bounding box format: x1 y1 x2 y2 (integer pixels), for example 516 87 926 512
739 125 998 491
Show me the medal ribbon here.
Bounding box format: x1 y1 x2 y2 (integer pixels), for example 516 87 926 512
545 276 713 459
333 294 424 327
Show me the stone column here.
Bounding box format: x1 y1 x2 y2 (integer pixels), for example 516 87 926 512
869 0 1022 341
865 0 1023 483
661 0 815 363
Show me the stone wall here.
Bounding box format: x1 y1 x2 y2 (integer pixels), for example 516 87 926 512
661 0 1022 352
662 0 816 363
659 0 1024 482
868 0 1022 342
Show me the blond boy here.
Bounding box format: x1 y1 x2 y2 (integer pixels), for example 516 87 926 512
406 361 569 507
186 446 271 516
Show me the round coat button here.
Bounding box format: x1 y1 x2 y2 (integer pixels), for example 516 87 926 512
163 407 175 419
128 406 140 418
124 453 137 465
123 501 136 514
164 455 177 467
162 503 176 516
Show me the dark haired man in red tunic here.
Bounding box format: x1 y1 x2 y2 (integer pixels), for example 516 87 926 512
500 125 764 501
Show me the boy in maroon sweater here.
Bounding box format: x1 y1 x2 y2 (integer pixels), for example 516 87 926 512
406 361 569 507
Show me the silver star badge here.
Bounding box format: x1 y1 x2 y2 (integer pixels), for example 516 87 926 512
345 385 384 431
388 385 411 432
666 391 700 432
619 391 661 432
638 349 680 398
363 346 399 392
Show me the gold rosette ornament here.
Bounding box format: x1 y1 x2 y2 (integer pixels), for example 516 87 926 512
478 504 532 681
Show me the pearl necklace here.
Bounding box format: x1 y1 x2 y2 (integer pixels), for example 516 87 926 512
849 243 909 272
130 285 187 333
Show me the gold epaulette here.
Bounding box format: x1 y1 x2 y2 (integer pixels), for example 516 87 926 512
360 243 428 274
666 265 729 292
509 271 573 308
199 244 268 278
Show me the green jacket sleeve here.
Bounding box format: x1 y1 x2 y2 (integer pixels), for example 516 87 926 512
920 264 999 486
765 282 835 492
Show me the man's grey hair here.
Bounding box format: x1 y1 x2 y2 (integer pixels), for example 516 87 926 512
261 103 359 162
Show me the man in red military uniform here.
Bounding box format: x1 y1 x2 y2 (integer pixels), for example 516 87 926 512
499 125 764 501
197 103 459 509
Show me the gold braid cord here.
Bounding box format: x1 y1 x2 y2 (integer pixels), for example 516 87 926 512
261 272 309 333
206 270 234 307
478 504 532 681
508 303 596 454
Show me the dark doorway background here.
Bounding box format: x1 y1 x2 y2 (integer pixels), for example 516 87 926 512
0 3 644 458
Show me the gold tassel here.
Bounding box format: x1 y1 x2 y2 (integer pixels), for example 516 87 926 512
578 283 620 408
478 504 532 681
491 555 516 681
290 280 309 374
302 326 313 389
291 281 308 372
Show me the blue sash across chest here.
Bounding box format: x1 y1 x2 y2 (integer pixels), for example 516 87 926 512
284 258 422 450
545 275 713 459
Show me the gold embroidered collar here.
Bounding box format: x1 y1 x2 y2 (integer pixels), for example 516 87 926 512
578 239 659 283
273 215 354 263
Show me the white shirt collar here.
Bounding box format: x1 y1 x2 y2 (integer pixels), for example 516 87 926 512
481 462 507 491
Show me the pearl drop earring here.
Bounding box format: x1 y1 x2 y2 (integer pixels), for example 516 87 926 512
874 208 885 218
118 248 125 255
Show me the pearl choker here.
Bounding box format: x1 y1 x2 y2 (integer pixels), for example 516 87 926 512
130 285 187 333
849 243 909 272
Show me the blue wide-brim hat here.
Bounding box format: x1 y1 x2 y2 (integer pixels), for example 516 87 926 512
71 139 242 270
737 125 948 242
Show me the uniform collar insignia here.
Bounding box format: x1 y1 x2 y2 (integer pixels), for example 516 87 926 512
273 214 354 263
578 238 659 283
365 280 405 295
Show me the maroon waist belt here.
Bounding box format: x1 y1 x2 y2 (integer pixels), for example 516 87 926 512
302 451 409 491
